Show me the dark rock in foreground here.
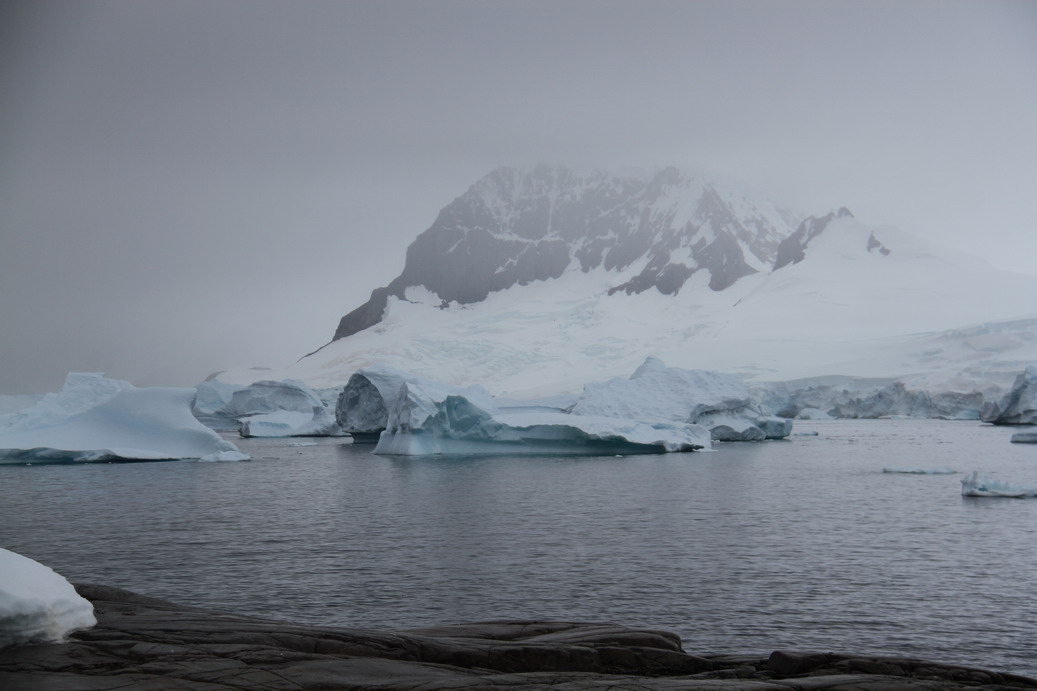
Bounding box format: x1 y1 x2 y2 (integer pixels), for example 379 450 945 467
2 585 1036 690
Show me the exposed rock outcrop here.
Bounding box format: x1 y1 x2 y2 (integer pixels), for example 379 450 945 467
2 585 1034 690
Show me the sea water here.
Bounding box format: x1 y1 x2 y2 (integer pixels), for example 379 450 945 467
2 419 1036 676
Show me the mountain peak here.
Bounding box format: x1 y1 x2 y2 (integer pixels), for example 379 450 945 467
334 166 801 341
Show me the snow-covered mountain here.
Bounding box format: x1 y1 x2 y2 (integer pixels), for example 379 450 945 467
220 166 1037 398
334 166 800 341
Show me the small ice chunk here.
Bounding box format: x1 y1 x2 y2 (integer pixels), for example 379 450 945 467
960 471 1037 497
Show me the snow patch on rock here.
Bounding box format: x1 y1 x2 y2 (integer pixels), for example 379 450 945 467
0 548 96 647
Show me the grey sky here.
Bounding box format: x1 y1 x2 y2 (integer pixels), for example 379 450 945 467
2 0 1035 393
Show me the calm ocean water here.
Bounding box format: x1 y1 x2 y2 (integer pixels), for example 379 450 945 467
3 419 1037 676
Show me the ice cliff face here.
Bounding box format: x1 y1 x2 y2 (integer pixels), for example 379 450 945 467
334 166 800 341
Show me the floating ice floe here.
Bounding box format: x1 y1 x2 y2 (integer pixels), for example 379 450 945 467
0 548 96 647
573 358 791 441
373 376 710 456
883 466 957 475
1010 432 1037 444
960 471 1037 497
196 379 343 437
0 373 249 462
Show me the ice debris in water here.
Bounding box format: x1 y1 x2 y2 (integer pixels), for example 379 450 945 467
0 548 96 647
960 471 1037 497
883 466 957 475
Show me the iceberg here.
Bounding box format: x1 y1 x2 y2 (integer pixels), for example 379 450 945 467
1010 432 1037 444
336 364 417 441
980 366 1037 425
238 407 341 438
0 373 248 462
573 358 791 441
960 471 1037 497
0 548 96 647
191 379 245 430
373 377 710 455
198 379 343 437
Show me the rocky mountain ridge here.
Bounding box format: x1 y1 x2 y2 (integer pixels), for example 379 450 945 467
335 165 842 341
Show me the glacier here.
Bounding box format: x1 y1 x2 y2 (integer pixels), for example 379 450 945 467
960 471 1037 498
372 375 711 456
980 365 1037 425
0 548 96 648
0 373 248 463
572 357 791 441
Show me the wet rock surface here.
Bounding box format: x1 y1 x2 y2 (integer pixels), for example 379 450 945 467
2 584 1036 689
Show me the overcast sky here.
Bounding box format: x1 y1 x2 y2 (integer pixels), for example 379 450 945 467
2 0 1035 393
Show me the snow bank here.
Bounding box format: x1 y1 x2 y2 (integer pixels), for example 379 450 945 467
573 358 791 441
981 366 1037 425
199 379 343 437
960 471 1037 497
0 373 248 462
0 548 95 647
373 376 710 455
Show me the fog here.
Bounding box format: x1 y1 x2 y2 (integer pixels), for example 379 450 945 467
2 0 1035 393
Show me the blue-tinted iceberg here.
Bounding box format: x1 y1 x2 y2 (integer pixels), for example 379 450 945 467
960 471 1037 497
0 373 248 462
0 548 96 647
374 377 710 456
573 358 791 441
336 364 419 440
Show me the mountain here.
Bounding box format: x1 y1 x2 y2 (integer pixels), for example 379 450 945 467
220 166 1037 397
334 166 800 341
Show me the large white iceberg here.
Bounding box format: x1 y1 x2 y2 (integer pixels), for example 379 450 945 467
196 379 343 437
374 377 710 455
0 373 249 462
960 471 1037 498
0 548 96 647
573 358 791 441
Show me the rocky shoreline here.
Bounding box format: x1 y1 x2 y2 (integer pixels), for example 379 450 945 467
2 584 1036 690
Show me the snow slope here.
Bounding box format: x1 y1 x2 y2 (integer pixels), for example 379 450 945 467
219 216 1037 398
